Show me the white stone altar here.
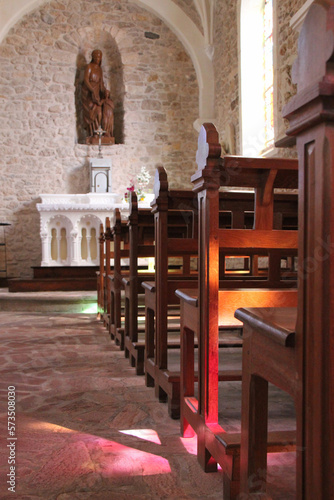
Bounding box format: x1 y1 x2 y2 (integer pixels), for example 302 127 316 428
36 192 122 266
36 193 155 267
37 157 154 267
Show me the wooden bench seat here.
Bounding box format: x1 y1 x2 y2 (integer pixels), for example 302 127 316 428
232 8 334 497
99 217 112 326
121 190 195 374
107 200 155 349
216 430 296 454
96 222 105 319
143 176 201 398
133 174 201 378
97 215 126 327
234 307 298 496
115 196 154 356
107 210 131 340
143 165 298 418
177 123 299 499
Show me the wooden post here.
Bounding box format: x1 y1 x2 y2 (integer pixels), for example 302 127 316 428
283 2 334 498
110 209 122 337
191 123 221 470
151 167 169 371
128 191 139 343
97 223 105 317
104 217 112 319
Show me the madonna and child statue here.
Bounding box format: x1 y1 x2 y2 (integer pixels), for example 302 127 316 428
82 49 115 145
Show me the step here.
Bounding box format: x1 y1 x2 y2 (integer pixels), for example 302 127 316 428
32 266 98 279
0 288 97 313
7 277 96 292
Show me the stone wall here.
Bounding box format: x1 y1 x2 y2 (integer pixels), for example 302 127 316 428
213 0 304 156
213 0 240 154
0 0 199 278
275 0 305 140
0 0 306 278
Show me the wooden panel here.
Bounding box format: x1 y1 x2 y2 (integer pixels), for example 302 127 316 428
167 238 198 254
282 4 334 498
218 229 298 249
223 155 298 171
218 289 298 327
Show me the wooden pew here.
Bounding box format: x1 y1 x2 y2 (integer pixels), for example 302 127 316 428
96 210 131 337
177 123 298 499
99 205 155 357
144 164 298 419
236 4 334 498
96 223 105 320
108 209 130 342
96 217 114 325
123 187 197 375
143 169 246 417
101 217 113 328
143 167 200 413
120 191 155 366
235 306 298 496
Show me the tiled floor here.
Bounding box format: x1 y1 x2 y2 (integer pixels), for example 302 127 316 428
0 301 296 499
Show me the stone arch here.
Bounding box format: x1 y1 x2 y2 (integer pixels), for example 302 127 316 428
133 0 215 128
0 0 215 129
48 214 73 233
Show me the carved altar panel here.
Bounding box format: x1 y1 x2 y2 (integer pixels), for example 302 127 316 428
36 192 155 267
37 193 121 267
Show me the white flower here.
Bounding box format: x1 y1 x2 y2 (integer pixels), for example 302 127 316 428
137 166 151 187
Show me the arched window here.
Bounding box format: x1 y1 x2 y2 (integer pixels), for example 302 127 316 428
240 0 274 156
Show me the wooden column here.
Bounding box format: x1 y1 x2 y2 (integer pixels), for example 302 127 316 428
128 191 139 343
104 217 112 318
283 3 334 498
111 209 122 336
97 223 105 316
151 167 169 371
191 123 221 470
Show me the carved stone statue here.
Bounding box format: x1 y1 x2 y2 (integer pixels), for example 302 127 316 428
81 49 115 144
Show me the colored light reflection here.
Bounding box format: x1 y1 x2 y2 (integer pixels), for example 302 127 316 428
26 420 171 477
119 428 162 444
82 303 98 314
27 420 74 433
180 435 197 455
180 435 222 470
99 439 171 477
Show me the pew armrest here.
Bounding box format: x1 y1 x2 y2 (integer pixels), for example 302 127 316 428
234 307 297 347
175 288 198 307
142 281 156 293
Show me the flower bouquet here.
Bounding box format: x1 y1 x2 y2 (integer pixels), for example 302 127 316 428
124 166 151 202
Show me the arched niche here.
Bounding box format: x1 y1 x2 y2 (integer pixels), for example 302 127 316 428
76 214 101 265
0 0 215 130
75 29 125 145
47 215 73 266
